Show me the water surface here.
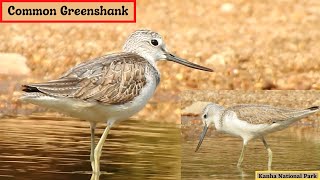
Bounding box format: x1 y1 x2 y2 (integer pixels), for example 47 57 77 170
0 115 180 180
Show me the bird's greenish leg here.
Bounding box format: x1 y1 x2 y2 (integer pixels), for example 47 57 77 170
90 122 97 172
262 137 272 170
93 122 113 176
237 143 247 168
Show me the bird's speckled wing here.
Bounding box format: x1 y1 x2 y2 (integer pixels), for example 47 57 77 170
223 104 312 125
23 52 159 105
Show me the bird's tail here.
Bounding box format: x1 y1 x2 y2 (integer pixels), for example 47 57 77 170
289 106 320 121
301 106 320 118
306 106 320 111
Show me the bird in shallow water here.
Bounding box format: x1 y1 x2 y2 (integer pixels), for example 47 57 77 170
21 29 213 177
195 103 319 170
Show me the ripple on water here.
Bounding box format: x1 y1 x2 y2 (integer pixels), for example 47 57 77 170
182 124 320 180
0 117 180 180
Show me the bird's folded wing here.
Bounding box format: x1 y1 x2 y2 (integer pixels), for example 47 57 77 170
226 104 311 124
23 53 154 105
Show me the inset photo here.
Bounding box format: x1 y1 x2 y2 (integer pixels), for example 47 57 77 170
181 90 320 179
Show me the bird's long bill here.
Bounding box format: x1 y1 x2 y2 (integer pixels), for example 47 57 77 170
195 123 209 152
165 53 213 72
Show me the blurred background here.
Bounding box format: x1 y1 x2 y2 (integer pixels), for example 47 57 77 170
0 0 320 122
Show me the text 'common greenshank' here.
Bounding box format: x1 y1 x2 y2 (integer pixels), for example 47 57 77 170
21 30 213 178
195 103 319 170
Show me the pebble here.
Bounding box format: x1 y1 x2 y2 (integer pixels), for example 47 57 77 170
0 53 30 76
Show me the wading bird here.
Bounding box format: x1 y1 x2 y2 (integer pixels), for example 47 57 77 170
196 103 319 170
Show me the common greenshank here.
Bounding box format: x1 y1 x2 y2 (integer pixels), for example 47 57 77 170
21 29 213 176
196 103 319 170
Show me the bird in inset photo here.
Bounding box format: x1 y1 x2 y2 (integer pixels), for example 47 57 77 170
196 103 319 170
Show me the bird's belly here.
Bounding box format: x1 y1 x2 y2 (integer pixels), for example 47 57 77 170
221 118 272 140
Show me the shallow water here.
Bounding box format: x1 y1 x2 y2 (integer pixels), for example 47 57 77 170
0 116 180 180
182 123 320 180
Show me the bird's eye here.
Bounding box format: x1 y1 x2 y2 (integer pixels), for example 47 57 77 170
203 114 207 119
150 39 159 46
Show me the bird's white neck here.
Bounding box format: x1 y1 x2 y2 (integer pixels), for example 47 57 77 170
212 114 223 131
125 48 160 74
207 105 225 131
138 52 158 68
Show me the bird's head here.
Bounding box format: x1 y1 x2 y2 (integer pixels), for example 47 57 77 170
195 103 224 152
123 29 213 72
